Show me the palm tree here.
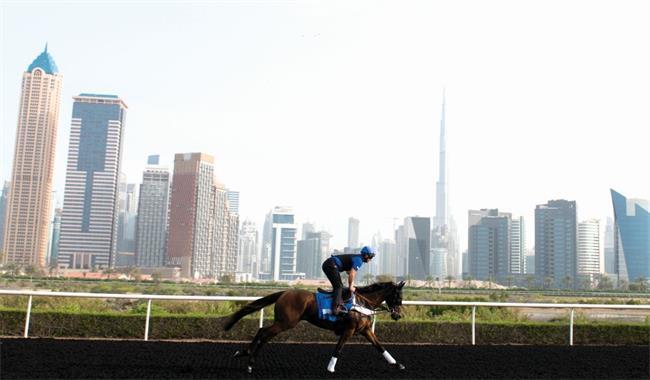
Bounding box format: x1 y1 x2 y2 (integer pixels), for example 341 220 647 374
543 276 553 290
464 275 474 289
425 275 434 289
597 275 613 290
634 277 647 292
445 275 454 288
506 275 514 288
562 275 572 290
525 275 535 290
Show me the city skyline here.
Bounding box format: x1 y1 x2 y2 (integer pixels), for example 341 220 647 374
2 2 649 252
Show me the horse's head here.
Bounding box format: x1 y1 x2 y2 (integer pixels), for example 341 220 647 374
386 281 405 321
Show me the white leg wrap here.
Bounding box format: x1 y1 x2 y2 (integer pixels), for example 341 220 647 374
383 350 397 364
327 357 338 372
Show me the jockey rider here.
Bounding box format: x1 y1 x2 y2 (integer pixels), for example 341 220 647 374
322 246 376 316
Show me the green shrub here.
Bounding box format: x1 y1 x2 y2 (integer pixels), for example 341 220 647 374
1 309 647 345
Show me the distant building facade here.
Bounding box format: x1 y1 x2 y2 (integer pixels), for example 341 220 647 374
135 162 170 268
610 189 649 283
58 94 128 269
535 200 577 288
467 209 511 282
577 219 601 287
297 230 331 279
261 206 302 281
0 182 9 254
238 220 258 277
3 46 62 268
167 153 238 279
347 217 359 249
405 216 431 280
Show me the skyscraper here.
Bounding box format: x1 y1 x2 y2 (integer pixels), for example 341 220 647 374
535 200 577 288
0 182 10 254
297 230 331 279
431 90 459 277
58 94 127 269
379 239 397 275
467 209 512 282
3 46 62 268
610 189 649 283
167 153 215 277
238 220 259 277
405 216 431 280
226 190 240 215
577 219 601 287
262 206 301 281
604 217 616 274
347 217 360 249
510 216 526 275
167 153 238 279
135 161 170 268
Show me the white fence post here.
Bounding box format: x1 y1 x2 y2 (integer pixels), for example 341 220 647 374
569 308 574 346
144 299 152 341
24 295 33 338
259 308 264 328
471 305 476 345
371 315 377 333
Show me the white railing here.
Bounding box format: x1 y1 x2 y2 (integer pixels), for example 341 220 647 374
1 289 649 345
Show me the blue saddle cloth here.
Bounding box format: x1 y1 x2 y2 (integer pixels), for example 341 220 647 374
316 292 353 322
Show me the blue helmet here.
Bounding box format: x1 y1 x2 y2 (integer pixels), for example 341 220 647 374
360 246 376 259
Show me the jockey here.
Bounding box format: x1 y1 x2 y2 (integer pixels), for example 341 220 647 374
321 246 376 316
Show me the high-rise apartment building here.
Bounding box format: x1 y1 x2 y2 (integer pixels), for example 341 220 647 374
167 153 215 277
167 153 238 279
262 206 301 281
297 230 331 279
226 190 240 215
467 209 511 282
577 219 601 287
238 220 259 277
347 217 359 249
3 46 62 268
379 239 397 275
604 217 616 274
135 162 170 267
58 94 127 269
0 182 9 254
510 216 526 274
405 216 431 280
610 189 649 282
535 200 577 288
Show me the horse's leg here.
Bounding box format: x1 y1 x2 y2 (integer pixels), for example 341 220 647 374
233 327 265 358
246 322 288 373
361 328 405 370
326 327 354 373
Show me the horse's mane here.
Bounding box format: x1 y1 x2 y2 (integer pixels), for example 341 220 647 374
356 282 395 295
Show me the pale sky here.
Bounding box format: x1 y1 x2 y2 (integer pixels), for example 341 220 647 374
1 0 649 251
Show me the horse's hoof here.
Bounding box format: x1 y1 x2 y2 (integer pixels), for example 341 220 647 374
247 366 253 374
391 363 406 370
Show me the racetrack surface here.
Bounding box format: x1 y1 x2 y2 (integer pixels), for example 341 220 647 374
1 338 648 379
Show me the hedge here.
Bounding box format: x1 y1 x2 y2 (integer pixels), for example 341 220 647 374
1 309 647 345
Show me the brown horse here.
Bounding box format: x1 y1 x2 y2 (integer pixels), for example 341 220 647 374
224 281 407 373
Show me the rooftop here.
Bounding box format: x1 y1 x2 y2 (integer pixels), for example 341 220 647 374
26 44 59 74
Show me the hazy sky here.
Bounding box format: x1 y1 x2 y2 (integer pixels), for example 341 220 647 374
1 0 649 251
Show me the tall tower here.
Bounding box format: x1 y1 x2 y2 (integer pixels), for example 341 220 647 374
434 90 447 229
167 153 215 278
58 94 128 269
3 46 63 268
347 217 360 249
135 159 170 268
535 200 578 288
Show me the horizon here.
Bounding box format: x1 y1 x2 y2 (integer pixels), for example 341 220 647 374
2 1 648 252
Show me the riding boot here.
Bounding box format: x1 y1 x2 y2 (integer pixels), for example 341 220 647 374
333 286 344 315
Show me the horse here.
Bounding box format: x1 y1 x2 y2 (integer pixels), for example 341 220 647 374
224 281 407 373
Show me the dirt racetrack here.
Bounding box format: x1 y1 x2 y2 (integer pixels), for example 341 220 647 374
0 338 648 379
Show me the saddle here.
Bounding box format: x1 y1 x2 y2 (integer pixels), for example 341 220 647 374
317 287 353 302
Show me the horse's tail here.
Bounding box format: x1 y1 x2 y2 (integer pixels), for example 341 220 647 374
224 291 285 331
